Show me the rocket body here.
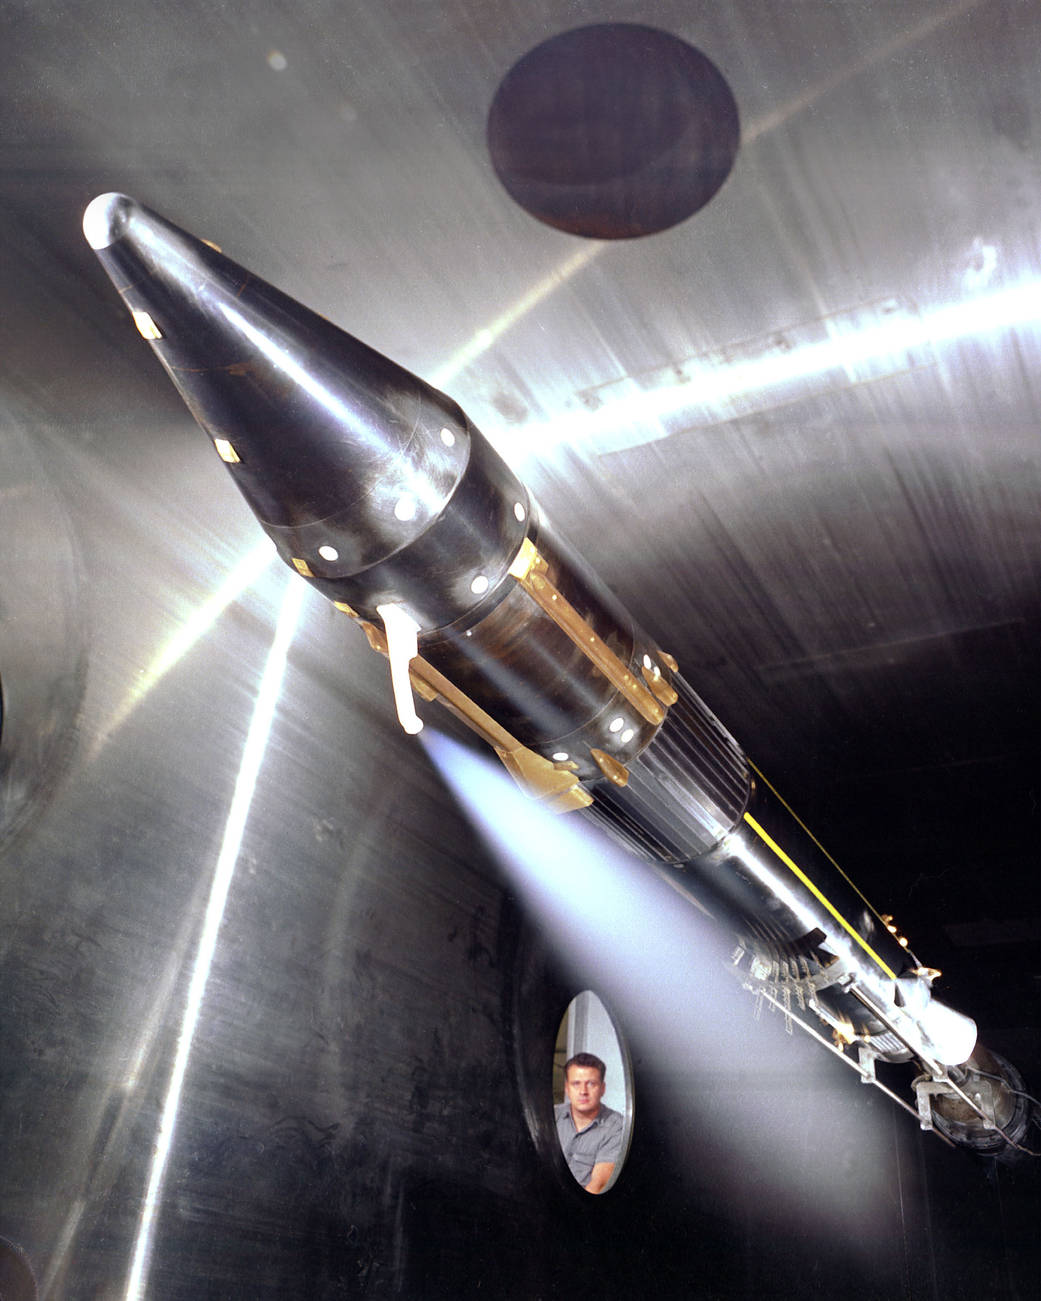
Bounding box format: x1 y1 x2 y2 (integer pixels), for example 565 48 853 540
83 193 1034 1154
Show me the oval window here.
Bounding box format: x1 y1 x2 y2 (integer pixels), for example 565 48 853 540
553 990 634 1193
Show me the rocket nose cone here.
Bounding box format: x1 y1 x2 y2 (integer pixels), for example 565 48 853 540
82 192 137 250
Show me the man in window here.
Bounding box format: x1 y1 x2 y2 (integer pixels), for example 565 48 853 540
554 1052 624 1193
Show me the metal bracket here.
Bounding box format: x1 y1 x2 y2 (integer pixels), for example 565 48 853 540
857 1041 880 1084
342 606 592 813
508 538 666 726
913 1073 999 1133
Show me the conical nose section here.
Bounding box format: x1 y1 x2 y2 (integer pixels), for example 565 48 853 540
81 193 469 568
83 194 530 631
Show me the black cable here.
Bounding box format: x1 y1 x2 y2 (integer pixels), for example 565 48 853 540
972 1069 1041 1113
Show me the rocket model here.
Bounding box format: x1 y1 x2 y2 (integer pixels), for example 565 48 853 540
83 193 1035 1157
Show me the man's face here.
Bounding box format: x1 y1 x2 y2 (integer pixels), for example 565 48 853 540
565 1066 605 1119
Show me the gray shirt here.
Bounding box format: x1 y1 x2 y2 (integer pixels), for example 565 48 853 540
554 1101 624 1187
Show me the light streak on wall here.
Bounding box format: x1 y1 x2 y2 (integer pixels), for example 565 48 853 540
429 244 602 389
742 0 984 144
123 574 306 1301
91 539 277 757
524 279 1041 458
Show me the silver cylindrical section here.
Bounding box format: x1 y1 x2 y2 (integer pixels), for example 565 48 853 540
587 674 750 862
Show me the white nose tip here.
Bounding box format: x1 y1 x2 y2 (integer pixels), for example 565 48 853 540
83 192 135 250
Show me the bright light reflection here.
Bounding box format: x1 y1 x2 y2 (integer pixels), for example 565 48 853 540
217 302 385 456
725 833 821 937
429 244 602 388
218 300 449 519
90 539 277 758
124 575 306 1301
424 731 893 1240
525 279 1041 458
741 0 984 145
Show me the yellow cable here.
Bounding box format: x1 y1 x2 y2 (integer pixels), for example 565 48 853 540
743 811 897 981
748 760 887 925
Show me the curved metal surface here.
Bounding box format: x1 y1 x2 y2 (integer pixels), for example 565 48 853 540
0 1 1038 1297
0 421 88 852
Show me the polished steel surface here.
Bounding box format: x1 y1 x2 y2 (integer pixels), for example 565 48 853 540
1 1 1038 1297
